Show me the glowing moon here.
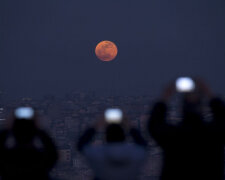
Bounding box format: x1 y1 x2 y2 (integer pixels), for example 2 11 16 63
95 40 118 61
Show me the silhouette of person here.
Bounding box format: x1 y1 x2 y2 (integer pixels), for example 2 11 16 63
0 107 58 180
77 114 147 180
148 79 225 180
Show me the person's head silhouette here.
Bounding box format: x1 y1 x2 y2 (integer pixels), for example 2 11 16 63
181 84 205 126
12 107 38 143
105 124 126 143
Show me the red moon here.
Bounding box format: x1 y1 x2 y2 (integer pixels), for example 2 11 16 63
95 40 118 61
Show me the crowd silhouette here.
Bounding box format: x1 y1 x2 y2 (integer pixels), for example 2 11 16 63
0 78 224 180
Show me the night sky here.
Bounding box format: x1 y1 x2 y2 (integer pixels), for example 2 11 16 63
0 0 225 99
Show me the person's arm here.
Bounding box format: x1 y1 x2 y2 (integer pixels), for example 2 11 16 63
77 117 106 152
148 102 169 148
130 128 147 148
210 97 225 124
148 101 167 130
77 128 96 152
148 82 175 140
148 101 168 145
37 130 58 170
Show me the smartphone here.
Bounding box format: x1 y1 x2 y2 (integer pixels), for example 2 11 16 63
104 108 123 124
14 107 34 120
176 77 195 92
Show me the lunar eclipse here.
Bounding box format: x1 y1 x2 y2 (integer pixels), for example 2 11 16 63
95 40 118 61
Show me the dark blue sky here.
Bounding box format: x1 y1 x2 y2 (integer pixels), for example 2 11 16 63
0 0 225 99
